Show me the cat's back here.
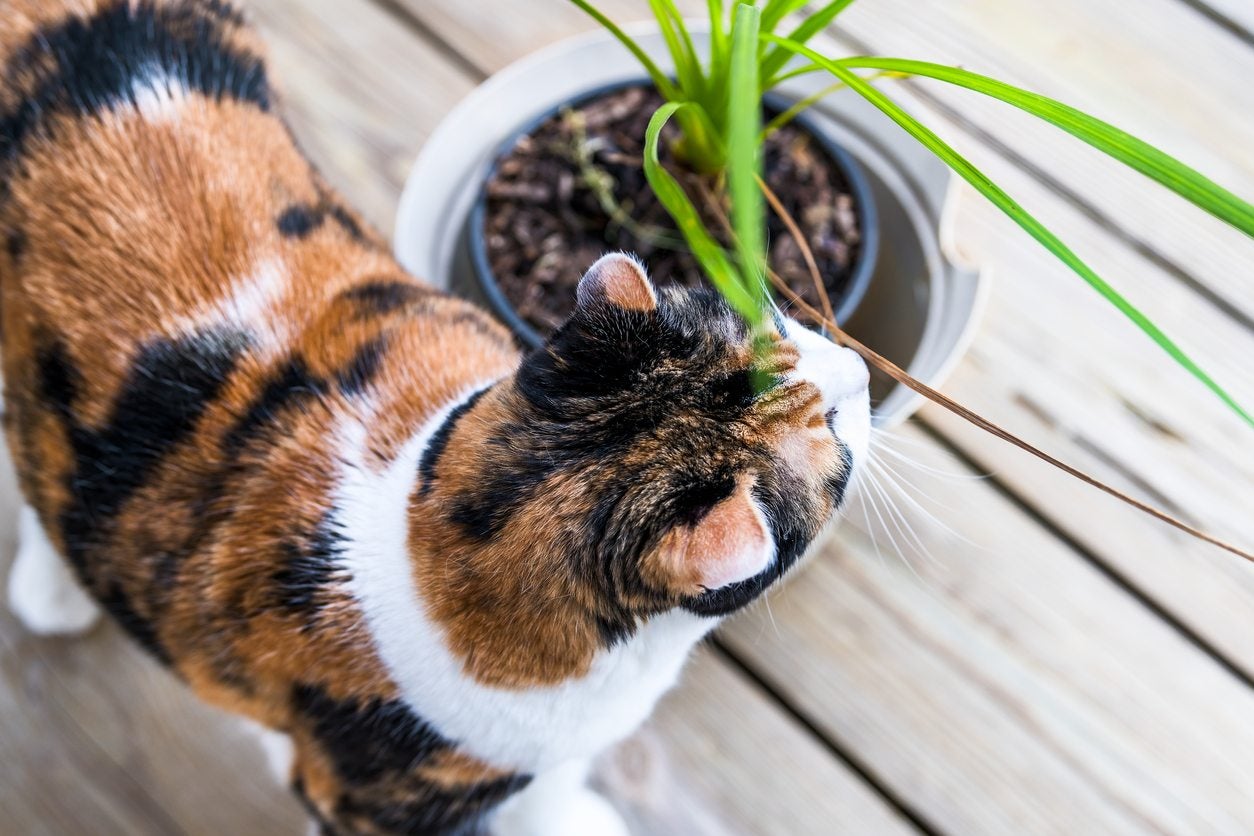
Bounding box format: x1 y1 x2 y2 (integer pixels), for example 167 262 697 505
0 0 519 685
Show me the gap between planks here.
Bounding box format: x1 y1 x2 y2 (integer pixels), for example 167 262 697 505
1173 0 1254 47
708 638 943 836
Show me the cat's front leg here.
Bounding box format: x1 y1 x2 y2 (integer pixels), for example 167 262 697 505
7 505 100 635
490 759 630 836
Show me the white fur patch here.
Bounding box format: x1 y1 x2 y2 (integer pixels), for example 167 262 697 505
337 386 718 773
785 317 871 475
130 66 188 123
491 759 629 836
170 258 290 351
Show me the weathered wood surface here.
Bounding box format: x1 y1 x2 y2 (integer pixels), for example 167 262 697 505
4 0 1253 834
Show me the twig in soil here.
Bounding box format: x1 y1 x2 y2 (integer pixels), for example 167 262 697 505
558 110 686 251
751 177 1254 563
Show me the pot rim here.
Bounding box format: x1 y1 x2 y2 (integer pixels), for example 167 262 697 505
466 78 882 349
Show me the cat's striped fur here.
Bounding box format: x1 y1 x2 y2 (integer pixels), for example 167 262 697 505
0 1 871 834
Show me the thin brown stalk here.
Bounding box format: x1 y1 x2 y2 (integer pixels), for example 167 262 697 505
751 178 1254 564
756 174 835 324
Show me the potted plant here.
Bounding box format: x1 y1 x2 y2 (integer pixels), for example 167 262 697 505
397 0 1251 431
396 6 984 427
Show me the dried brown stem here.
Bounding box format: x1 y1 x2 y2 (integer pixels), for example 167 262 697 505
749 178 1254 564
756 174 836 325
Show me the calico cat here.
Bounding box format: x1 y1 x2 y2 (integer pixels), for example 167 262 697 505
0 0 871 833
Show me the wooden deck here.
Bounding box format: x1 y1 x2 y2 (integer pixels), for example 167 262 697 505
3 1 1253 833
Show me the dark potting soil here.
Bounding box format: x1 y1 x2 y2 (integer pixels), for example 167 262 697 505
483 86 863 337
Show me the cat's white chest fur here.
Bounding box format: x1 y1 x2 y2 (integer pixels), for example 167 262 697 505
335 388 717 773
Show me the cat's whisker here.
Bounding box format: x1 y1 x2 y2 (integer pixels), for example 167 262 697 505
865 461 942 572
852 475 891 574
868 457 978 556
868 452 962 516
871 428 991 483
860 468 927 583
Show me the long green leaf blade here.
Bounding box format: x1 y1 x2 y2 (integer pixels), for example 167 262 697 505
729 3 768 314
767 36 1253 427
644 102 759 320
835 57 1254 237
761 0 856 85
649 0 705 99
760 0 810 34
567 0 680 101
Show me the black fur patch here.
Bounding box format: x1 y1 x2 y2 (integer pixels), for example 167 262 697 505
291 683 452 786
327 204 365 242
223 358 325 455
335 338 388 397
0 1 269 174
58 330 245 566
271 518 348 623
339 281 427 318
35 341 82 420
5 228 25 262
277 199 367 244
38 331 244 664
336 773 531 836
418 387 489 497
277 205 322 238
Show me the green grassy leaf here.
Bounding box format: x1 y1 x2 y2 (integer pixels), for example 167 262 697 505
759 0 810 34
760 0 857 86
836 57 1254 237
567 0 680 101
766 35 1253 427
728 3 768 313
650 0 706 100
644 102 760 321
707 0 728 79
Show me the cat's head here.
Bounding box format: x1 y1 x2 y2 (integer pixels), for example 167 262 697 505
497 253 870 625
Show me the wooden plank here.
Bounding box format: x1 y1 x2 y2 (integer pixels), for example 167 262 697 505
606 649 915 836
0 2 914 833
723 424 1254 834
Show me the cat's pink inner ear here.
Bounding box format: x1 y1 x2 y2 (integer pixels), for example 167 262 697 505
654 478 775 594
576 253 657 313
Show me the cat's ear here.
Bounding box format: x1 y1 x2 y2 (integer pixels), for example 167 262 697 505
650 477 775 594
576 252 657 313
